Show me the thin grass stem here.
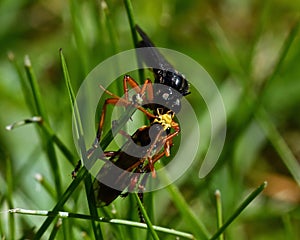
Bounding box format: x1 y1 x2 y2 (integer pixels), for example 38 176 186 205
133 193 160 240
34 174 56 199
60 49 103 239
24 56 63 199
256 109 300 186
214 190 224 240
34 104 137 238
209 182 267 240
123 0 138 48
158 165 210 240
9 208 194 239
5 156 14 240
123 0 145 83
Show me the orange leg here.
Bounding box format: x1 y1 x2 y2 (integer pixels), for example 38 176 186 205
113 123 180 190
95 76 156 145
95 98 130 145
123 75 141 101
123 75 154 103
146 121 180 176
126 122 180 178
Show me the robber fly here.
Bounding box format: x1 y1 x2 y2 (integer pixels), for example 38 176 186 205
73 26 190 215
89 79 180 206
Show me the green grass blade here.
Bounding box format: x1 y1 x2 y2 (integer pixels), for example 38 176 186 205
123 0 145 83
59 49 84 146
207 21 245 79
123 0 139 48
24 55 48 121
59 49 77 112
167 183 210 239
69 0 89 75
159 167 210 240
23 55 63 199
33 166 88 239
144 190 155 240
5 156 15 240
10 208 194 239
282 214 296 240
84 174 104 240
60 49 103 239
133 193 160 240
260 20 300 94
209 182 267 240
256 109 300 186
214 190 224 240
102 1 119 54
209 18 300 186
52 134 77 165
7 52 34 112
35 174 56 199
255 21 300 185
34 104 137 238
49 219 62 240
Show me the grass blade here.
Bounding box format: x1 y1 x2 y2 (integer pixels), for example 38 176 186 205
133 193 160 240
158 167 210 240
209 182 267 240
23 55 63 199
59 49 84 147
256 109 300 186
7 52 34 111
24 55 48 121
260 20 300 94
60 49 103 239
5 156 15 240
214 190 224 240
123 0 145 83
34 104 137 238
123 0 139 48
10 208 194 239
33 166 88 239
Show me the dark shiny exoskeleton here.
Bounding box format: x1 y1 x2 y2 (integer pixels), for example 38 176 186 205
93 120 174 206
136 25 190 113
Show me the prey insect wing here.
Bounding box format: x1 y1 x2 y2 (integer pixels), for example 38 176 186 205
93 123 173 206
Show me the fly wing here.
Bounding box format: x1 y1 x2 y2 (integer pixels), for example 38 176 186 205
135 24 174 71
135 25 190 98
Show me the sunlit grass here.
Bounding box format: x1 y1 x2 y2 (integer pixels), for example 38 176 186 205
0 0 300 239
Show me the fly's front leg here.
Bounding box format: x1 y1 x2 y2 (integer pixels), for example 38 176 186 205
123 75 155 121
95 98 130 146
96 78 155 147
123 75 142 102
123 75 153 103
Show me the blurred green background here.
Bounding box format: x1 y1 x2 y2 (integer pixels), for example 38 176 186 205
0 0 300 239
